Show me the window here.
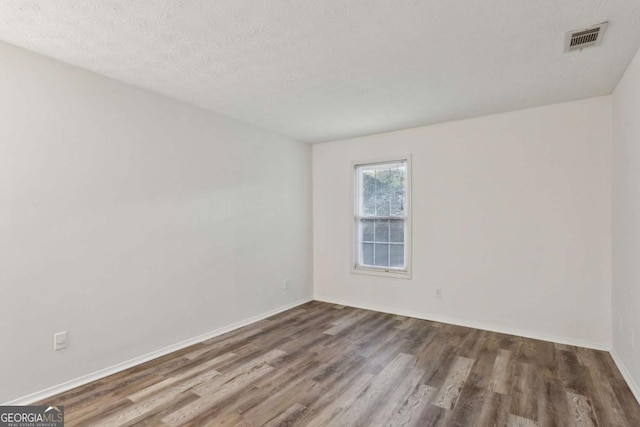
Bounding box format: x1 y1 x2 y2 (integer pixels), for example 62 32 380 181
354 158 410 276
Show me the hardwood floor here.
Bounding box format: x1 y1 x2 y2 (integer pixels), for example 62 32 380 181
39 301 640 426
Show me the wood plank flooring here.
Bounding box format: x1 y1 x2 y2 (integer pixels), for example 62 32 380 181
38 301 640 426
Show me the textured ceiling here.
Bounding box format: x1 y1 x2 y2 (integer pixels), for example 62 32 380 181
1 1 639 143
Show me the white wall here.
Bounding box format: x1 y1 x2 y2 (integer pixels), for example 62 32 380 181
613 46 640 397
313 97 612 348
0 41 312 403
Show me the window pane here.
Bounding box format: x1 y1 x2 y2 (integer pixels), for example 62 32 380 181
374 169 391 216
390 244 404 268
361 219 374 241
374 219 389 242
390 219 404 243
362 243 374 265
359 162 406 218
390 166 405 216
362 171 376 216
390 195 403 215
374 243 389 266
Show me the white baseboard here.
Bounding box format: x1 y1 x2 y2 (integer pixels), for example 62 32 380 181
610 349 640 405
3 297 313 406
314 295 610 351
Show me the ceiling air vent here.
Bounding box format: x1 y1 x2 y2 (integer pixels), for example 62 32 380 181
565 22 608 52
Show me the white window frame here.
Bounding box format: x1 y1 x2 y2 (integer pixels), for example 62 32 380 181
352 155 412 279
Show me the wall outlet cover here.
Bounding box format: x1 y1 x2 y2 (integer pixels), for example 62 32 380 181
53 332 67 351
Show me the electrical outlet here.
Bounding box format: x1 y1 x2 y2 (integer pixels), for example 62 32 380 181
53 331 67 351
435 288 442 299
283 279 289 290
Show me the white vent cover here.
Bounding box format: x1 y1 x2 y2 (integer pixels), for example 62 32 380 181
565 22 608 52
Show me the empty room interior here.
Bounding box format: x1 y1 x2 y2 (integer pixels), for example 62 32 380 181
2 1 640 426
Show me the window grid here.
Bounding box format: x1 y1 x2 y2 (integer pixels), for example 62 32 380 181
354 160 408 272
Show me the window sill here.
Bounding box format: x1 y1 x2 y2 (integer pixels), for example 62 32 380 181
351 266 412 280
